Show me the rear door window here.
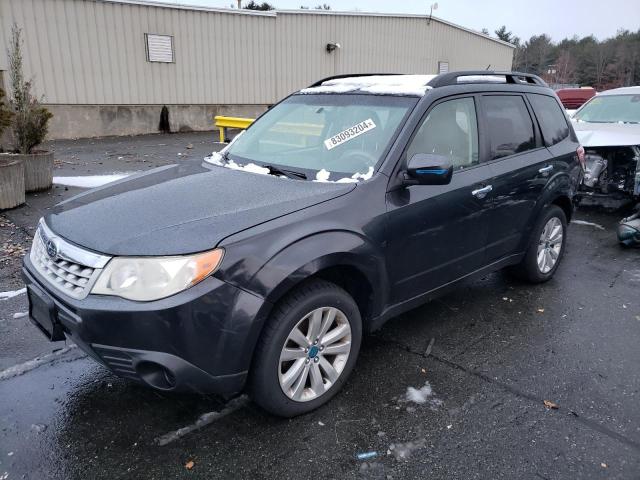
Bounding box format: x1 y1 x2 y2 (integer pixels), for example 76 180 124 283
528 94 570 146
481 95 536 160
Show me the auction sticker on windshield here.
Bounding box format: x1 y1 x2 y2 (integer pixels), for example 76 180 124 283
324 119 377 150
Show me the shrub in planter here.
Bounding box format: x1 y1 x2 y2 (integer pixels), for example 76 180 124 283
0 89 12 141
0 88 23 209
7 24 54 192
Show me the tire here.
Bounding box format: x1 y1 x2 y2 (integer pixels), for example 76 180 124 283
248 279 362 417
507 205 567 283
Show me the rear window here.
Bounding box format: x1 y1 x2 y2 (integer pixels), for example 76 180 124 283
481 95 536 160
529 94 570 146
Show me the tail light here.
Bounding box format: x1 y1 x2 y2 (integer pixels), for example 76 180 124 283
576 145 586 170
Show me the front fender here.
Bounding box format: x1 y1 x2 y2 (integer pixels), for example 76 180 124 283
250 230 388 316
214 230 388 376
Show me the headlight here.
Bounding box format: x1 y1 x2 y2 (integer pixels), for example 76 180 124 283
91 249 224 301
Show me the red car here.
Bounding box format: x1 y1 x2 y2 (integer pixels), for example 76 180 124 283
556 87 596 109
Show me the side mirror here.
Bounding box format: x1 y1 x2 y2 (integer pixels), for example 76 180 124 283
404 153 453 186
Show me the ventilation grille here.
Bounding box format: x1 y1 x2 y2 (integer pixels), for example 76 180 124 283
146 34 174 63
92 345 139 380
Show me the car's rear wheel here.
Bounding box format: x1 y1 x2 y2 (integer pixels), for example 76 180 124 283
508 205 567 283
249 279 362 417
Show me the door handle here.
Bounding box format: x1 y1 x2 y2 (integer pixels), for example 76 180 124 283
539 165 554 174
471 185 492 199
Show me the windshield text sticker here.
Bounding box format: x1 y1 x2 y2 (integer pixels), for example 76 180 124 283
324 119 377 150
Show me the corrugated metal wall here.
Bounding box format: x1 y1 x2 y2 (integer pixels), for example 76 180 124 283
274 12 514 99
0 0 514 106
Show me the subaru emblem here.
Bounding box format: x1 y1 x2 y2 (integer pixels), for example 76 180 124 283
46 239 58 259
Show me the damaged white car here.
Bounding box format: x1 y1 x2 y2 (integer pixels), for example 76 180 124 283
572 86 640 208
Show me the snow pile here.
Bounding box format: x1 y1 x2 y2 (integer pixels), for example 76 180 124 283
406 382 433 404
300 75 436 96
224 160 270 175
314 166 374 184
403 380 443 411
571 219 605 230
0 287 26 300
0 345 78 381
155 396 248 446
315 169 331 182
204 151 224 166
388 438 427 461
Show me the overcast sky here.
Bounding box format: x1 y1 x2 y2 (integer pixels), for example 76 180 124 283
172 0 640 41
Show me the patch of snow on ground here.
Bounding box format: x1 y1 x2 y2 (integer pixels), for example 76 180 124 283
0 345 78 381
53 174 132 188
12 311 28 319
571 219 605 230
155 396 249 446
388 438 427 461
406 382 433 404
0 287 26 300
403 380 443 411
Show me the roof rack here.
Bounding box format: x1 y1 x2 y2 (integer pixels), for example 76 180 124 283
308 73 404 88
427 71 547 88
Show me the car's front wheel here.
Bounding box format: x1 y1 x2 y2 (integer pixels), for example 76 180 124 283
249 279 362 417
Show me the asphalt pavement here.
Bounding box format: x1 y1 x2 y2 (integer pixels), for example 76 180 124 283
1 132 639 479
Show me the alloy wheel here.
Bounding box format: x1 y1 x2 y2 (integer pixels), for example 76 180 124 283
537 216 563 274
278 306 352 402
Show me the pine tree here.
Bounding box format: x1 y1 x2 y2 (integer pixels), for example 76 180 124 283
7 24 53 154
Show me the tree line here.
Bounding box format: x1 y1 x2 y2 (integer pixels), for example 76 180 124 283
492 26 640 89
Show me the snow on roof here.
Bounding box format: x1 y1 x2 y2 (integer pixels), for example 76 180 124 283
299 75 436 96
598 86 640 96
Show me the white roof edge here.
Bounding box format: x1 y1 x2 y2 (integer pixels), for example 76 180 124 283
93 1 516 48
276 9 516 49
96 0 277 16
598 86 640 95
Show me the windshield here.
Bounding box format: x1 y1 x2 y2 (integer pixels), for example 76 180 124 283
226 94 417 181
574 94 640 124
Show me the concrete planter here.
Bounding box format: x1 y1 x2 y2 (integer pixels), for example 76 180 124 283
4 151 54 192
0 156 25 210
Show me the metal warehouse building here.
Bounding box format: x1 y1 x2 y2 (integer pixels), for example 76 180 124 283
0 0 514 139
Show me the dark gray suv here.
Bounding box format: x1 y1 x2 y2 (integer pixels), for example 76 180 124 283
23 71 584 417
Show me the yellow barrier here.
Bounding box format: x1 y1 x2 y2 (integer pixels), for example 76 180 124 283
214 115 254 143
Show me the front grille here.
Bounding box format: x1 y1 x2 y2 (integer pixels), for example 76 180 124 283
29 220 111 300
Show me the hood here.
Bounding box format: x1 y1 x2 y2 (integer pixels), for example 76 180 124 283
572 121 640 148
46 163 355 256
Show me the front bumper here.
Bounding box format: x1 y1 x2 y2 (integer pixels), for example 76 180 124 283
22 255 269 396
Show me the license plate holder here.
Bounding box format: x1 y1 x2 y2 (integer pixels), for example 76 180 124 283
27 285 65 341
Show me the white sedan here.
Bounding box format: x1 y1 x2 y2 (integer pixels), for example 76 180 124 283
571 86 640 207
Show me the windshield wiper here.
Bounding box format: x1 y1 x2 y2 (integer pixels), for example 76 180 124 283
263 165 307 180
